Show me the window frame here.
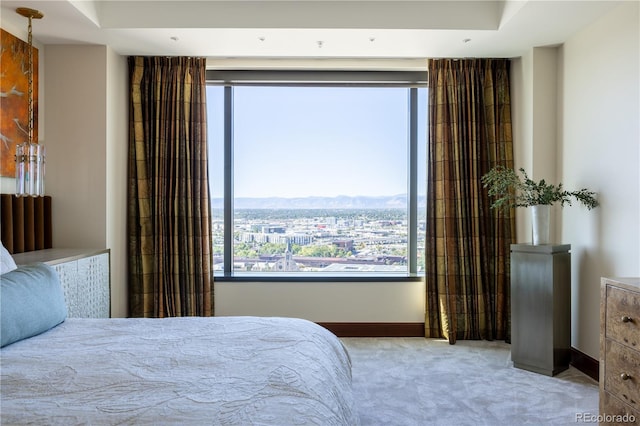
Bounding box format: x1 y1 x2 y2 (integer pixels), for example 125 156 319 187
206 70 426 282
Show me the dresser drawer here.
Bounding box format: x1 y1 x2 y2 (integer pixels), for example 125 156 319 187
604 339 640 412
606 286 640 350
600 391 640 425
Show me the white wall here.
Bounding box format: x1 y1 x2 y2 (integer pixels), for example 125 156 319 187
216 281 425 322
44 45 128 317
560 1 640 359
45 45 108 249
105 49 129 318
511 47 561 244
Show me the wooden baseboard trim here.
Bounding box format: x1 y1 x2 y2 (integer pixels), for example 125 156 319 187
317 322 425 337
319 323 599 382
571 347 599 382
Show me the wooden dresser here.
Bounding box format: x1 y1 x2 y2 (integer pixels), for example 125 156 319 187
600 277 640 425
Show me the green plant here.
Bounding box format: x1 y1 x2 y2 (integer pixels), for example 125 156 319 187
481 166 599 210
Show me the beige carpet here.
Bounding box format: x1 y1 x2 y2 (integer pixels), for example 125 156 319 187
341 338 598 426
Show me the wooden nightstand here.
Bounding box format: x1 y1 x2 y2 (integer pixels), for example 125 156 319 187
600 277 640 425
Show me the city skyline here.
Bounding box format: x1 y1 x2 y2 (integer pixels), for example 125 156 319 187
211 206 422 273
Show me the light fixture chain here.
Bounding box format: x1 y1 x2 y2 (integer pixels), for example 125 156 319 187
27 15 34 145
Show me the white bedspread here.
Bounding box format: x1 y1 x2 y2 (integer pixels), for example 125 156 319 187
0 316 359 425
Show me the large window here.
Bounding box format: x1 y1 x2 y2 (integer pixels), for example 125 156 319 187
207 71 426 279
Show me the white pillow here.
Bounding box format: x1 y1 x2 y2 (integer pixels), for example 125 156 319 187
1 240 17 275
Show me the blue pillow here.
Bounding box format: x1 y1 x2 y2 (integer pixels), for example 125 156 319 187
1 262 67 347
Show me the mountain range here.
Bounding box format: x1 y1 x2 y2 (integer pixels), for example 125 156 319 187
211 194 426 209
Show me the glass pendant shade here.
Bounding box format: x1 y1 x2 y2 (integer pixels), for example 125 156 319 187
15 143 27 195
36 144 45 195
15 142 45 197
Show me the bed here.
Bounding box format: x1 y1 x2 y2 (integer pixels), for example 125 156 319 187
0 258 359 425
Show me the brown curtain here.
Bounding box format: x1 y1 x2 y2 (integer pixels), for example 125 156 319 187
425 58 515 343
128 56 214 318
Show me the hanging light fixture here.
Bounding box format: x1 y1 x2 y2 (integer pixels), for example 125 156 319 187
15 7 44 197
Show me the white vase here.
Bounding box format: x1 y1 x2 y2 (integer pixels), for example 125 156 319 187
531 204 551 245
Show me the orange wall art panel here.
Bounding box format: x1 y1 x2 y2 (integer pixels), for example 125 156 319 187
0 28 39 177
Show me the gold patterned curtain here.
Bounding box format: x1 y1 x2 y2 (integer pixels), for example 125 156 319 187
128 56 214 318
425 58 515 343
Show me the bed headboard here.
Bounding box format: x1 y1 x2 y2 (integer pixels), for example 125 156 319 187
0 194 52 254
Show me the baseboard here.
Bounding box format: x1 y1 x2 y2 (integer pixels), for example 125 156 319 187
571 347 599 382
320 323 600 381
317 322 425 337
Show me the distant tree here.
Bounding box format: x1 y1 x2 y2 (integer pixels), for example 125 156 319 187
260 242 286 255
389 247 406 256
299 245 349 258
234 242 258 259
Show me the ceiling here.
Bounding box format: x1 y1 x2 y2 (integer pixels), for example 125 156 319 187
0 0 623 64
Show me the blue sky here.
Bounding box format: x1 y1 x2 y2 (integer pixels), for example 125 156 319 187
207 86 426 199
